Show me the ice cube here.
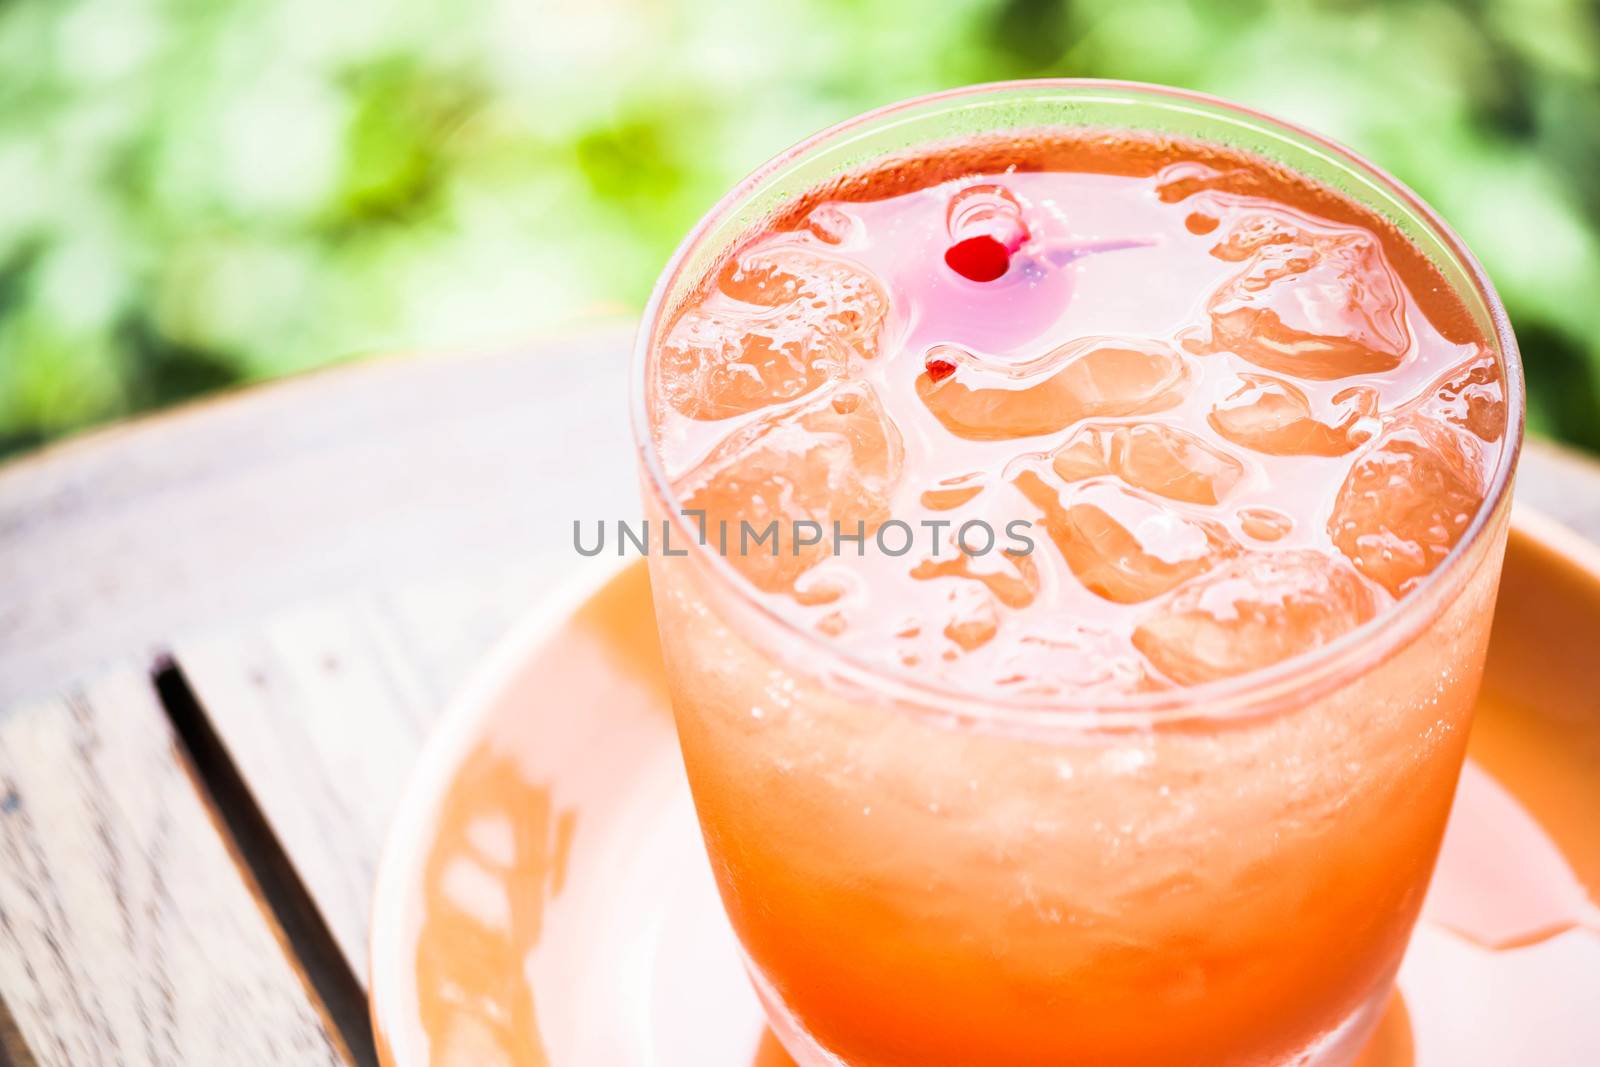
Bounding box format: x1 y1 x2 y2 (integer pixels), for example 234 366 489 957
792 571 849 606
1416 348 1507 442
909 550 1039 609
803 203 861 246
942 582 1000 652
678 382 902 592
1238 506 1294 542
1208 213 1299 260
1208 373 1377 457
919 473 985 511
657 241 888 420
1328 416 1486 597
917 337 1188 440
1206 215 1409 380
992 624 1160 696
816 611 849 636
1051 422 1245 505
1133 550 1380 685
1013 474 1237 604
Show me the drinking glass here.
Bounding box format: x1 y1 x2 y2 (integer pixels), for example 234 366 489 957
631 81 1522 1067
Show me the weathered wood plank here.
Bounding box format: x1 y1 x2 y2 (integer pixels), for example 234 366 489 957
0 324 639 708
0 992 40 1067
0 669 353 1067
171 606 434 977
168 567 555 976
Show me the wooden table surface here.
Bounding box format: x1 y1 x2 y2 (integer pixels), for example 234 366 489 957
2 321 1599 1067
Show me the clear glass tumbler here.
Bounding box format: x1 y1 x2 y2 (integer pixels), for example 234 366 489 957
631 81 1522 1067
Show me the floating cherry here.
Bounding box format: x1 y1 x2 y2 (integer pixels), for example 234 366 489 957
924 353 958 382
944 235 1012 282
944 183 1029 282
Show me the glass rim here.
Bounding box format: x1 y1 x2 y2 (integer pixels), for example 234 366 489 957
629 78 1525 730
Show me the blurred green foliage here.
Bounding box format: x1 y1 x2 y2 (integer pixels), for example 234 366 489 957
2 0 1598 454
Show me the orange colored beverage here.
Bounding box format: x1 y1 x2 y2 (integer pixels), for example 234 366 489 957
634 83 1521 1067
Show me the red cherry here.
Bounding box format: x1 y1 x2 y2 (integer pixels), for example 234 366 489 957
944 235 1011 282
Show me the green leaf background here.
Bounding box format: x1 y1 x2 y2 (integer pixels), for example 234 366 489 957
2 0 1597 454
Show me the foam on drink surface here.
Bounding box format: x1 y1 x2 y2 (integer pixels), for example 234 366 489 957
647 134 1506 699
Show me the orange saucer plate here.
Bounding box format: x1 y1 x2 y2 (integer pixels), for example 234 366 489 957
370 510 1600 1067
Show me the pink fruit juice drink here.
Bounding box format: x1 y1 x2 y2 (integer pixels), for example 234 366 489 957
634 84 1521 1067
